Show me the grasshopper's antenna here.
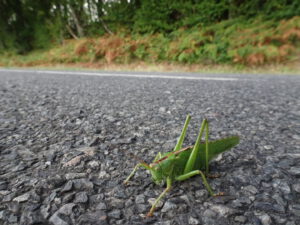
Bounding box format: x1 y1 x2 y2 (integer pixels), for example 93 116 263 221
126 151 153 171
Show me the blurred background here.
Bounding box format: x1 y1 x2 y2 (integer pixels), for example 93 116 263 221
1 0 300 72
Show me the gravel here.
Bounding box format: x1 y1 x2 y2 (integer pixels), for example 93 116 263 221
0 70 299 224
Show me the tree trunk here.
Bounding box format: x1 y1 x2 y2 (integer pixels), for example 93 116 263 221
69 4 84 37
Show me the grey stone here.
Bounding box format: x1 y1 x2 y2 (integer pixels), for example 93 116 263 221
288 167 300 177
96 202 107 210
203 209 217 218
293 183 300 193
242 185 258 194
235 216 247 223
88 160 100 169
135 194 145 204
253 202 285 213
257 214 272 225
188 216 200 224
49 203 76 225
74 192 88 203
78 210 108 225
289 204 300 215
0 181 8 190
108 209 121 219
272 179 291 194
8 214 18 223
13 193 30 202
209 204 237 217
62 181 73 192
72 179 94 190
65 173 86 180
161 201 177 213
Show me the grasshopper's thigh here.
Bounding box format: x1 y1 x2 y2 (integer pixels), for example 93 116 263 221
175 170 214 196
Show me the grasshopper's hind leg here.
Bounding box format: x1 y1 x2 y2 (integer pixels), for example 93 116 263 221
175 170 215 196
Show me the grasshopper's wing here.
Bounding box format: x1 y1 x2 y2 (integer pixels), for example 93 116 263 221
196 136 240 169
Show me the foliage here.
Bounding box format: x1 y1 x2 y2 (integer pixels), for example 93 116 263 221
1 1 300 66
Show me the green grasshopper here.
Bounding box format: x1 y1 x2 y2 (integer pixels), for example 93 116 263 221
124 115 239 217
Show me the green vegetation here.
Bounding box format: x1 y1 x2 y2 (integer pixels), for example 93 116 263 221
1 1 300 68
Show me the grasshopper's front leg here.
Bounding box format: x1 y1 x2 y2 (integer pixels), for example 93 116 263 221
147 177 172 217
124 163 142 184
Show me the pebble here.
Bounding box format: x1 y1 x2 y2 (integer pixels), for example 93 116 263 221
74 192 88 203
235 216 247 223
108 209 121 219
293 183 300 193
13 193 30 203
161 201 177 213
65 173 86 180
209 204 237 217
188 216 200 224
288 167 300 177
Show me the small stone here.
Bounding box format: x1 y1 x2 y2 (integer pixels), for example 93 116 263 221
254 202 285 213
288 167 300 177
0 211 5 220
63 155 84 167
242 185 258 194
62 181 73 192
49 213 68 225
49 203 76 225
72 179 94 190
161 201 177 213
289 204 300 215
8 214 18 223
203 209 217 218
264 145 273 150
235 216 247 223
110 198 124 209
195 189 208 201
159 107 166 113
293 183 300 193
89 137 101 147
136 204 148 213
135 194 145 204
0 190 10 195
87 160 100 169
78 210 108 225
40 205 51 219
0 181 8 190
80 147 96 156
13 193 30 203
108 209 121 219
2 193 16 202
188 216 200 224
65 173 86 180
74 192 88 203
258 214 272 225
99 171 109 179
272 179 291 194
209 204 237 217
96 202 107 210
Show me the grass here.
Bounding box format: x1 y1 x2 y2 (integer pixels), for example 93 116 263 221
1 16 300 75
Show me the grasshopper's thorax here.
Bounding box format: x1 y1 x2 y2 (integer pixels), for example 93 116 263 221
150 156 176 185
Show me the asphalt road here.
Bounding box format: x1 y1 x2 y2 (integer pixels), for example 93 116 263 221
0 69 299 225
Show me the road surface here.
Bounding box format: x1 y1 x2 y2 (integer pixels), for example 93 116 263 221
0 69 299 225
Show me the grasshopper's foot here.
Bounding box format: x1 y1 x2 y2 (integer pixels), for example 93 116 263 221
146 212 153 217
123 180 130 185
207 173 221 179
213 192 225 197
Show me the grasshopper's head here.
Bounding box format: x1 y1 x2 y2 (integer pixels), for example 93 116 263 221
150 155 176 185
